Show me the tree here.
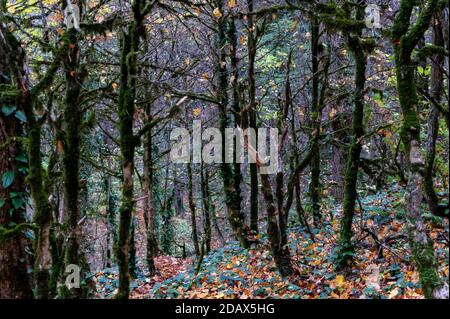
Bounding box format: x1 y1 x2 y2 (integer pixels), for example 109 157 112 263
0 6 33 297
392 0 448 298
116 0 154 299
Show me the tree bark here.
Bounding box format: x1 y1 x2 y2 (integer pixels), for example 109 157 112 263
0 106 33 299
200 164 212 254
215 0 250 248
337 4 368 269
424 11 448 219
392 0 448 299
187 163 200 256
143 105 158 275
309 16 322 227
246 0 259 234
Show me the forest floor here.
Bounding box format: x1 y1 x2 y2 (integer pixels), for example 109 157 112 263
93 184 449 299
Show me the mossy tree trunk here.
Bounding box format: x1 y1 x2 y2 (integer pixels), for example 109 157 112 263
129 218 137 279
24 49 65 299
392 0 448 299
116 0 154 299
215 0 250 249
24 99 53 299
200 164 212 254
187 163 200 256
104 172 117 268
0 7 49 298
336 4 369 270
309 15 322 228
60 17 88 297
246 0 259 234
0 112 33 298
0 42 33 297
226 17 245 237
143 104 158 275
116 23 137 300
424 11 448 219
259 53 294 277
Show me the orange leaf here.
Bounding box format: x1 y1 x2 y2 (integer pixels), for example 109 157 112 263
56 139 64 154
213 8 222 18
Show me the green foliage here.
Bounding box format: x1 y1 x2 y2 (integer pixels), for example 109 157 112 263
2 170 15 188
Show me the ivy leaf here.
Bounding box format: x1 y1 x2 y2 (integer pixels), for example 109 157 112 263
0 198 5 208
15 153 28 163
11 196 23 209
14 110 27 122
1 105 16 116
2 171 15 188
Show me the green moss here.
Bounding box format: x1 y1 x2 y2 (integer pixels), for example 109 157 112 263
413 44 446 61
392 0 444 299
410 239 443 298
335 1 368 270
0 223 37 241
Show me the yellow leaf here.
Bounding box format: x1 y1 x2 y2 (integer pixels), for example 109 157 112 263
335 275 345 287
228 0 236 8
193 108 201 117
111 82 119 90
213 8 222 18
193 7 201 15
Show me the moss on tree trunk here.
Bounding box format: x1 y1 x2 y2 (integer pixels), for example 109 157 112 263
215 0 250 249
336 4 368 269
392 0 448 299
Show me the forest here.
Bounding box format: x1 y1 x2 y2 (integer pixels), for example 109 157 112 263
0 0 448 300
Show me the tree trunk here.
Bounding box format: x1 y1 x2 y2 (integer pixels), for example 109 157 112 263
116 26 136 299
392 0 448 299
227 17 245 236
337 5 368 269
143 105 158 275
187 163 200 256
60 23 88 298
309 16 321 227
201 164 212 254
0 111 33 299
259 53 294 277
215 0 250 248
424 12 448 218
247 0 259 234
261 174 294 277
24 99 52 298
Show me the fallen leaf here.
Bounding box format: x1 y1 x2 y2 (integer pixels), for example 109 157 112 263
213 8 222 18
